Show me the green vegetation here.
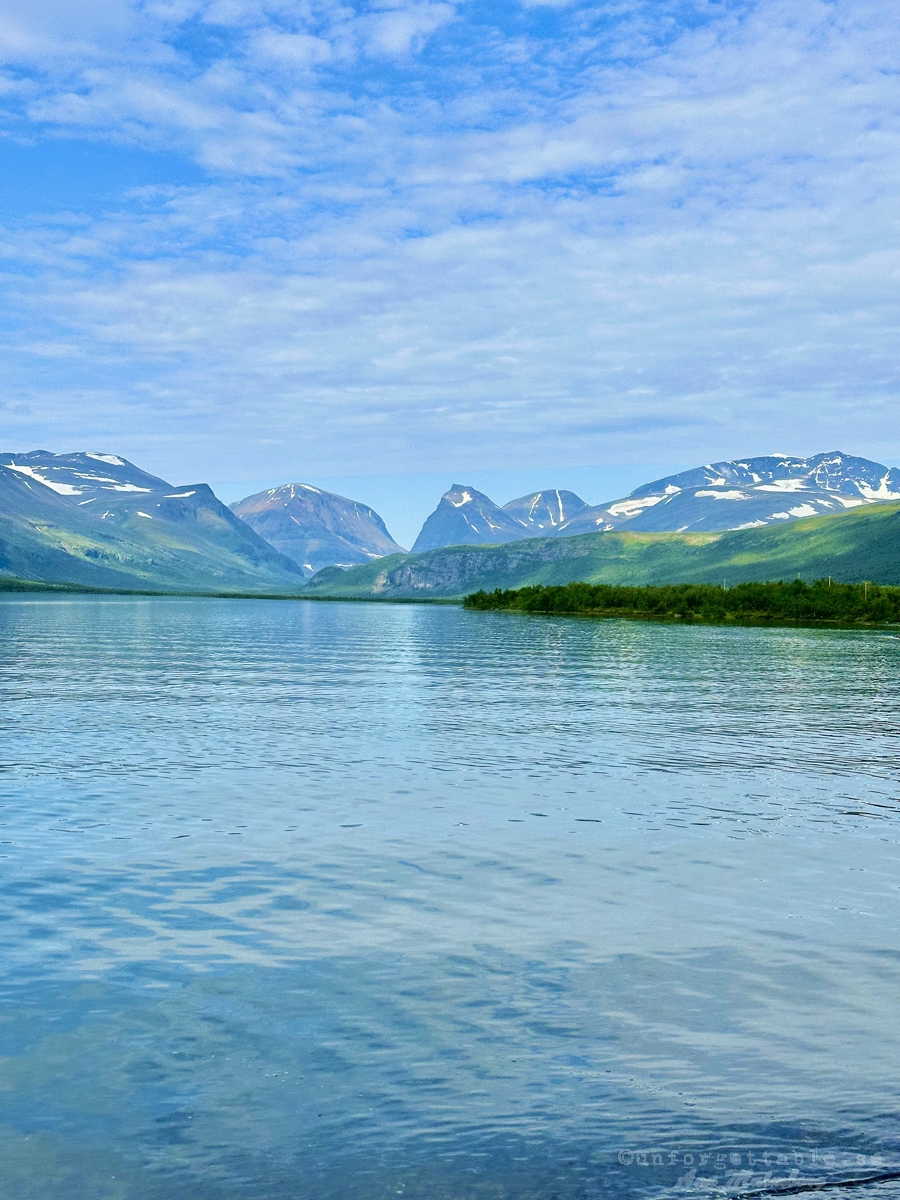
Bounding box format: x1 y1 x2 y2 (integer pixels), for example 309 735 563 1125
303 501 900 599
464 579 900 626
0 575 87 593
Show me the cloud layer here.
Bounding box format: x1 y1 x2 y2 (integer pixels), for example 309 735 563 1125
0 0 898 487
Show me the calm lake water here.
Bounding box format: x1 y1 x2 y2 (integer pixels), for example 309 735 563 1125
2 595 900 1200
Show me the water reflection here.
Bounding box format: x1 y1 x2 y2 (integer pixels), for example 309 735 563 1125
1 597 900 1198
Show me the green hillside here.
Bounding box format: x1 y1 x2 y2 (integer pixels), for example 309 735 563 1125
0 466 307 594
303 501 900 598
0 575 88 593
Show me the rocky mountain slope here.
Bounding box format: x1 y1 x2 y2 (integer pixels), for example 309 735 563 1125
230 483 404 576
501 489 588 533
411 485 528 552
0 451 307 592
555 452 900 536
303 500 900 599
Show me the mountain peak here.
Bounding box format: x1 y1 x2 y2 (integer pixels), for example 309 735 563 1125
411 485 527 553
231 483 404 576
503 489 588 532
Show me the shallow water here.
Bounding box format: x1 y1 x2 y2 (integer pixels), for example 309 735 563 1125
1 595 900 1199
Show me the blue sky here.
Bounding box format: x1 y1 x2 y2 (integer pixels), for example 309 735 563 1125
0 0 898 545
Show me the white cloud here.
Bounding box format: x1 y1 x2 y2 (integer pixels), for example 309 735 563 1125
362 2 456 56
0 0 898 484
0 0 135 64
250 29 333 66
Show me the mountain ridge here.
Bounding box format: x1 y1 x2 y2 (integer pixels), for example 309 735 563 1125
5 448 900 596
408 453 900 552
554 451 900 536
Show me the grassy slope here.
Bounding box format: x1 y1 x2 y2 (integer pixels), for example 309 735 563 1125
303 501 900 598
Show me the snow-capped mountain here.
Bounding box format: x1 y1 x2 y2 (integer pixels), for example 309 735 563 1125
0 450 307 592
230 483 405 576
502 489 588 533
406 454 900 553
0 450 171 502
555 453 900 537
411 485 529 552
7 449 900 590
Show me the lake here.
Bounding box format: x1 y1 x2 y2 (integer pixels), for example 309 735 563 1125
1 594 899 1199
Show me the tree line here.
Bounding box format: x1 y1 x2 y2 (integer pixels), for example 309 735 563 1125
463 579 900 625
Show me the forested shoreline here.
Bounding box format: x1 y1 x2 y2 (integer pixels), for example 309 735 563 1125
463 579 900 626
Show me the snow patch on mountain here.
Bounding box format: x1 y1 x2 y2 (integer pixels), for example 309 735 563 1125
606 495 665 518
6 463 83 495
85 453 126 466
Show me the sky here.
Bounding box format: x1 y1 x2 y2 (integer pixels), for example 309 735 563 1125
0 0 898 546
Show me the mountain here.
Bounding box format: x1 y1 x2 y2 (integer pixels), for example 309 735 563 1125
302 500 900 599
411 484 528 552
409 454 898 555
501 489 588 532
0 450 307 593
555 452 900 536
10 449 900 596
1 450 172 498
230 483 404 577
